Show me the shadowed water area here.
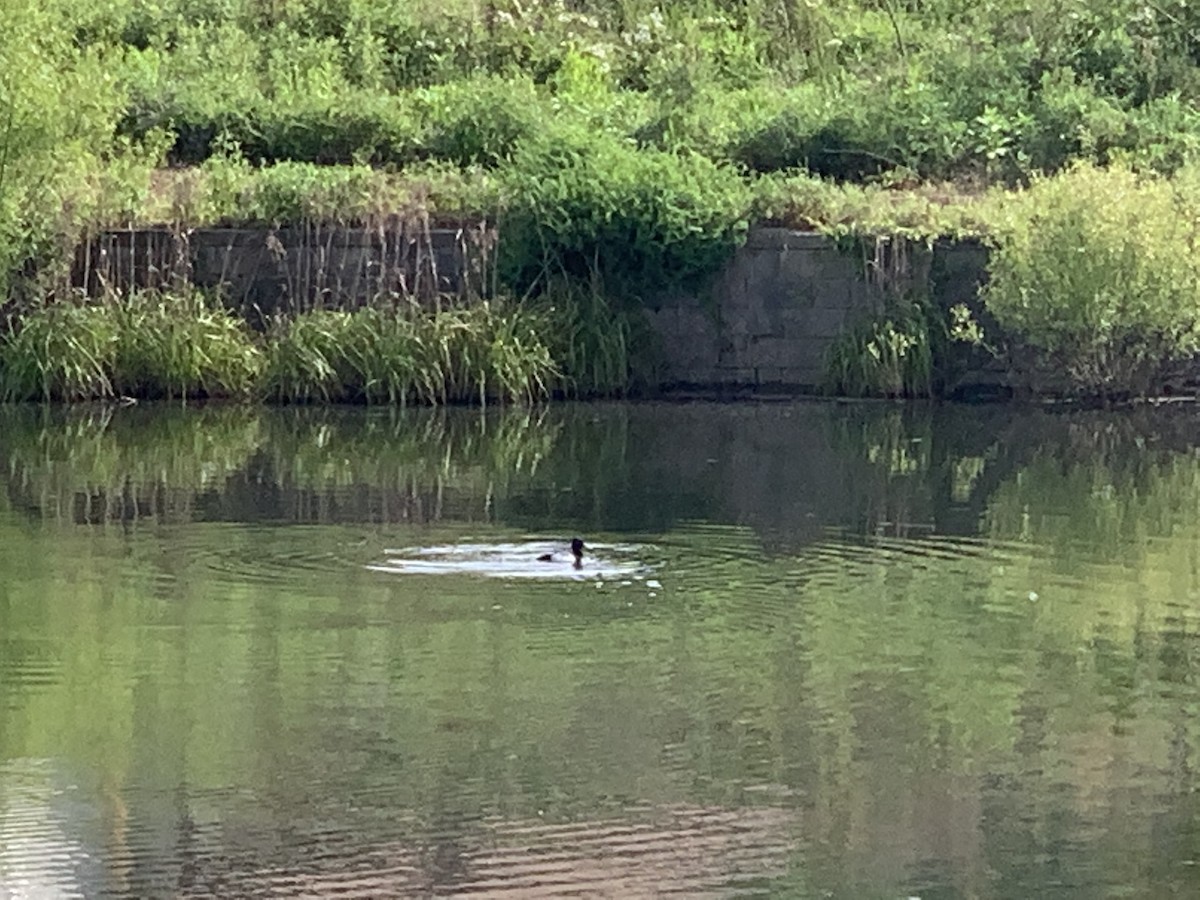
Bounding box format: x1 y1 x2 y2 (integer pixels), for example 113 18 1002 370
2 401 1200 897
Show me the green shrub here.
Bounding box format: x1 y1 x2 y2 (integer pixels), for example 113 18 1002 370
242 98 419 167
500 123 751 297
416 74 545 168
1119 96 1200 174
982 163 1200 396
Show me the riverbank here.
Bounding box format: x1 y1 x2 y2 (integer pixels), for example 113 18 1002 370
38 166 1200 406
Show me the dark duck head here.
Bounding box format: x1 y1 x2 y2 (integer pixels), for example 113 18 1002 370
538 537 586 568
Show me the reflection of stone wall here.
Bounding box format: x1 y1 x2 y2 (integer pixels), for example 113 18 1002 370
76 226 988 389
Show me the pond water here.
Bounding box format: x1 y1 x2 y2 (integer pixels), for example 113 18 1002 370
2 400 1200 898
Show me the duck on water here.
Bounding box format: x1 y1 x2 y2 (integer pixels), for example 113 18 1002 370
539 537 585 569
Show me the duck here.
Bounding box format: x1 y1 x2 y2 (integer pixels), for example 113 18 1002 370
538 537 585 569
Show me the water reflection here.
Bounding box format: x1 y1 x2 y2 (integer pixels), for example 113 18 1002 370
2 401 1200 896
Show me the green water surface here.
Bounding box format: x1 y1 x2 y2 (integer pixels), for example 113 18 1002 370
2 401 1200 898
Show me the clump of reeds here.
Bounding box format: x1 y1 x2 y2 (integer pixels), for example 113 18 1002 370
0 303 117 402
0 290 263 402
824 295 938 398
534 277 648 397
261 298 556 406
108 290 264 399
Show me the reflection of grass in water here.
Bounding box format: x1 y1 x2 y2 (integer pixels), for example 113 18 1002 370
261 406 562 492
826 404 938 535
0 404 264 523
0 404 562 525
983 438 1200 563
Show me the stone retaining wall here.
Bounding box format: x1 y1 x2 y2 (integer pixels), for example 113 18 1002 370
76 226 990 391
645 229 989 390
76 224 490 319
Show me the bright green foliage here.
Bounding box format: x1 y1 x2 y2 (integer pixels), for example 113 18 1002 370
0 303 117 402
500 123 751 296
825 296 938 398
261 309 352 403
108 290 264 399
0 0 160 297
6 0 1200 265
0 291 262 401
982 163 1200 396
417 74 545 168
263 300 556 406
5 0 1200 401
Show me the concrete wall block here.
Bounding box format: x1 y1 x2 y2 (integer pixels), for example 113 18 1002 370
79 225 1001 392
931 243 990 307
771 365 824 387
778 247 856 287
734 251 782 307
743 336 830 372
724 304 779 338
845 278 886 312
651 312 720 377
714 366 758 384
744 228 828 252
758 275 821 310
745 336 805 367
752 365 823 387
779 305 850 338
808 278 853 309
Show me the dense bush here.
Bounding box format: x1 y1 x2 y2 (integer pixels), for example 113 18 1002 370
982 163 1200 396
416 74 546 168
500 123 751 296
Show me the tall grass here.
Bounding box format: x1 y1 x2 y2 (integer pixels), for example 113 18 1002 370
262 299 556 406
0 290 262 402
109 290 263 399
824 295 939 398
0 303 116 402
536 277 650 397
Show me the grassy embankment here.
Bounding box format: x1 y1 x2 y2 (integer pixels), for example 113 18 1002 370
3 0 1200 401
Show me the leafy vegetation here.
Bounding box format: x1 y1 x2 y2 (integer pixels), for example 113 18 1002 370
0 292 568 405
262 300 556 406
0 290 263 402
983 163 1200 398
824 295 939 399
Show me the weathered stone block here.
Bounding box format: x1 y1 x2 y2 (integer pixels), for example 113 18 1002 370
746 336 803 367
714 366 758 384
779 306 849 338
